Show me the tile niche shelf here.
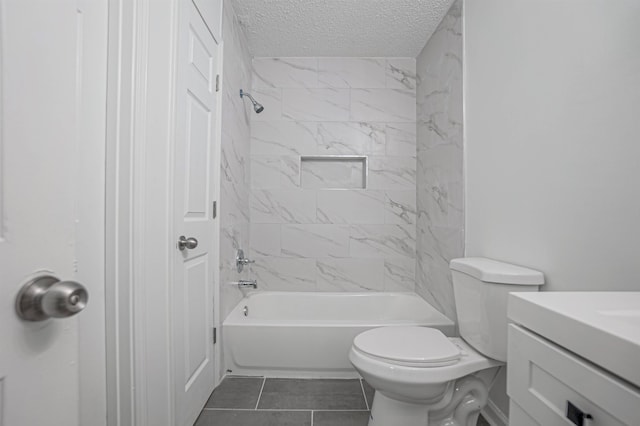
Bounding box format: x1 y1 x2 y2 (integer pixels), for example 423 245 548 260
300 155 368 190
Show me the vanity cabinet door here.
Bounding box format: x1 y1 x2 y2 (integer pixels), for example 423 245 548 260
507 324 640 425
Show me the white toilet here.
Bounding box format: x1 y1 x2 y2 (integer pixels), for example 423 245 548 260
349 257 544 426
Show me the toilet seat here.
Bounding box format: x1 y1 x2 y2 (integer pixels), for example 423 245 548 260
349 336 502 386
353 327 462 367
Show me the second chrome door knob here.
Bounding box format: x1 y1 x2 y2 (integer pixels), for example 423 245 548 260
178 236 198 251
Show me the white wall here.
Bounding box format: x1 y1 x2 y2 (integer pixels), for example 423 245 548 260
465 0 640 292
464 0 640 417
248 57 418 292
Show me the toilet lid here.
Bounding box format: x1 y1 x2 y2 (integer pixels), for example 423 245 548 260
353 327 462 367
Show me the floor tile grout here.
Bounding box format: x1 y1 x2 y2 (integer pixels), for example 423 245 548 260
254 377 266 410
204 408 370 412
310 410 314 426
359 379 369 411
225 375 265 379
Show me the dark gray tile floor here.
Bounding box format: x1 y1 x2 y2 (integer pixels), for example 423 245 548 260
195 376 491 426
258 378 367 410
477 415 491 426
205 376 264 409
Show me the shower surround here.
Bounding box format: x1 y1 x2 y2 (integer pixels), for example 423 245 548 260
248 57 417 292
415 0 464 321
219 0 254 318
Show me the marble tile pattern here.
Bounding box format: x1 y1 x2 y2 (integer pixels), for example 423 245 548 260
300 158 366 189
415 0 464 321
249 56 417 292
219 0 254 318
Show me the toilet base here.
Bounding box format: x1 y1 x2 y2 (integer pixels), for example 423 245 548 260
367 374 492 426
369 392 430 426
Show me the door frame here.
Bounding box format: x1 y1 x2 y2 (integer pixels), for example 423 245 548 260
104 1 223 425
77 0 110 425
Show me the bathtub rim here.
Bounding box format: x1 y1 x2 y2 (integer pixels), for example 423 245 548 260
223 290 455 328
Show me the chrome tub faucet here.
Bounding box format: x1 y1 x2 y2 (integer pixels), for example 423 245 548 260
237 280 257 289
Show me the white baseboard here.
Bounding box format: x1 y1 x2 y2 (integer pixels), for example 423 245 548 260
481 399 509 426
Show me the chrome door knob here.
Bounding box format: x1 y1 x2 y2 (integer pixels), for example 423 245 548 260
177 235 198 251
15 275 89 321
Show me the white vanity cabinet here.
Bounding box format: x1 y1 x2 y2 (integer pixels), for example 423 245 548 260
507 324 640 425
507 292 640 426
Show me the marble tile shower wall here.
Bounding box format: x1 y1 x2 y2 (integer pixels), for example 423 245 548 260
415 0 464 321
220 0 253 318
248 57 417 292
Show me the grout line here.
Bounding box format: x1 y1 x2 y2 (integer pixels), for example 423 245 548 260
311 410 314 426
203 408 370 412
225 375 265 379
359 379 370 411
255 377 266 410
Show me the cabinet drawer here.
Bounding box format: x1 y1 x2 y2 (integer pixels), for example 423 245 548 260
507 324 640 425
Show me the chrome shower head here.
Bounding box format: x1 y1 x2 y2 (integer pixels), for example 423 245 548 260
239 89 264 114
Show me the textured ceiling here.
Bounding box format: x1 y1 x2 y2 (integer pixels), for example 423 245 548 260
230 0 455 57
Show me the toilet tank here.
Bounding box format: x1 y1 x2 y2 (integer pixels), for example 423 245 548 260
450 258 544 362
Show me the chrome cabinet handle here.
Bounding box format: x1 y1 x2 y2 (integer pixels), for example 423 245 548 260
16 275 89 321
178 235 198 251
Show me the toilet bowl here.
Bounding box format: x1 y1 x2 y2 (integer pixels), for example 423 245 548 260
349 257 545 426
349 327 501 426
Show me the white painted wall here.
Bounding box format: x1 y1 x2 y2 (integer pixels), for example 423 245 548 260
464 0 640 417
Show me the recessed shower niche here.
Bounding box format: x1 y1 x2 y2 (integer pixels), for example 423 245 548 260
300 155 368 189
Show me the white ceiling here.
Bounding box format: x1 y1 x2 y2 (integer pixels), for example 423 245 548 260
230 0 455 58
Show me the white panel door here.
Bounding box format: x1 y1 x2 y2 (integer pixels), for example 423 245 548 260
0 1 107 426
173 1 220 425
192 0 222 42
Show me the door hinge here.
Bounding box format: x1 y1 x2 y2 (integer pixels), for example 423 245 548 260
215 74 220 92
212 201 217 219
213 327 217 344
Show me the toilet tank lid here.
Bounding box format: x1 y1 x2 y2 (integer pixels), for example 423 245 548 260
450 257 544 285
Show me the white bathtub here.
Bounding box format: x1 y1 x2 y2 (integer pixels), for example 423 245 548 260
223 291 455 378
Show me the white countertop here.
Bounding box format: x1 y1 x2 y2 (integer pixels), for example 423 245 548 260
508 292 640 388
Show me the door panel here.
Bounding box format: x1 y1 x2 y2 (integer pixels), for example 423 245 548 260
0 1 107 425
185 255 209 385
173 1 219 425
192 0 222 42
185 92 211 217
189 26 215 89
